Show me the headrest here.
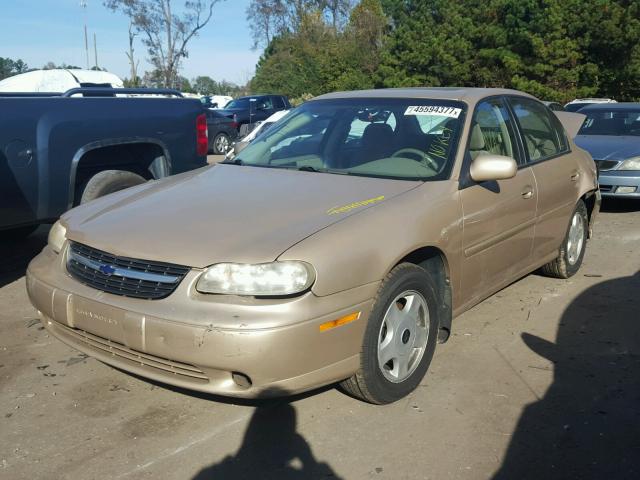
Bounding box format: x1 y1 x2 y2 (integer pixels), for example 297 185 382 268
362 123 394 143
469 124 485 150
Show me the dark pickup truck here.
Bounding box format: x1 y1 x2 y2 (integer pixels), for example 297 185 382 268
217 94 291 134
1 88 208 237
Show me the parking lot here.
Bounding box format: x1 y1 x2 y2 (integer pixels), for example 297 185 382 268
1 199 638 480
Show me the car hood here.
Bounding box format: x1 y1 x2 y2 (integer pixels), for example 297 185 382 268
62 165 420 268
574 135 640 161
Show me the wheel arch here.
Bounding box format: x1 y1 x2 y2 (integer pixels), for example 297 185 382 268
391 246 453 343
580 189 600 239
68 138 172 207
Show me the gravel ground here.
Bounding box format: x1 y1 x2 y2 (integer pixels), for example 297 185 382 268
1 199 638 480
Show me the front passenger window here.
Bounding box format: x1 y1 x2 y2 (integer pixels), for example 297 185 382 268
469 99 519 162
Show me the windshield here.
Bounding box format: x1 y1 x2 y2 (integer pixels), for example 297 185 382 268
578 109 640 136
224 98 250 109
233 98 465 180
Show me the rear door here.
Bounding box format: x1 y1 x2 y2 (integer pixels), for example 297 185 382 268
507 97 579 259
459 97 538 303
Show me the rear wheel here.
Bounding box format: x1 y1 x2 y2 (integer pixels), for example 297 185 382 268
80 170 146 204
212 132 231 154
541 200 588 278
340 263 439 404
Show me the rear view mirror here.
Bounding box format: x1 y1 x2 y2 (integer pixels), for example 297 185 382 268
470 153 518 182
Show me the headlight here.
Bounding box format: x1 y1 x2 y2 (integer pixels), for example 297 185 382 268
48 220 67 254
196 261 315 296
619 156 640 171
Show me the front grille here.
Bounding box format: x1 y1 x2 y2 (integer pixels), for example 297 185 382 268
599 185 613 192
54 321 209 383
67 242 190 300
595 159 619 171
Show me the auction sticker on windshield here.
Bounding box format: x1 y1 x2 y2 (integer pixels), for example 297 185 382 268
404 106 462 118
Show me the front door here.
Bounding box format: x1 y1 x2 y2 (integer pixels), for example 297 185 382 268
459 98 538 304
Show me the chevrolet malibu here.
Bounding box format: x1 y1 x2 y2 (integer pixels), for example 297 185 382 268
27 88 600 404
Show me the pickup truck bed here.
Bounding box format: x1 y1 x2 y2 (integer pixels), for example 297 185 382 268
1 88 208 233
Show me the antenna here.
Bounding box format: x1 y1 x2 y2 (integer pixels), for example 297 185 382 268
80 1 89 69
94 33 99 69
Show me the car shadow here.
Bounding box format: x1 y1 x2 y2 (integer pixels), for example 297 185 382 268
0 225 49 288
492 271 640 479
191 387 344 480
600 197 640 213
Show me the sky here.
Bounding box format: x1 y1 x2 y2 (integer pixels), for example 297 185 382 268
0 0 261 85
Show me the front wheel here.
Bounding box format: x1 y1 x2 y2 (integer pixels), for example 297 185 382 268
340 263 439 404
540 200 588 278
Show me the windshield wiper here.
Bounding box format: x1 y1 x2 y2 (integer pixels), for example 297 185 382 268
221 158 243 165
297 165 351 175
297 165 320 172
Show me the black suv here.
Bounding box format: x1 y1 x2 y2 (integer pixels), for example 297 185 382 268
218 94 291 132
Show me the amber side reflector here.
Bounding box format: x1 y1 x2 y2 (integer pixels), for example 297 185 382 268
319 311 361 332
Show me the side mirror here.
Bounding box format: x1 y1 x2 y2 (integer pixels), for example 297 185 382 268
470 153 518 182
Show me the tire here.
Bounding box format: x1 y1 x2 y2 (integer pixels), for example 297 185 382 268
80 170 146 204
340 263 440 404
540 200 588 279
212 132 231 154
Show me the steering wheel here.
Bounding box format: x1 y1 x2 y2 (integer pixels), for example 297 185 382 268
391 148 439 171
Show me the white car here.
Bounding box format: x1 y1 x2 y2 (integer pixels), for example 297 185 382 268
0 69 123 92
565 98 617 112
225 109 291 160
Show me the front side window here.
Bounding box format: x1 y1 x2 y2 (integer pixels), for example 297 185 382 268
578 109 640 136
257 97 273 110
509 97 568 162
468 98 519 162
232 99 465 181
272 96 285 109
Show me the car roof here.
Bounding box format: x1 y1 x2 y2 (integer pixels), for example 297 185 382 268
578 102 640 111
313 87 536 105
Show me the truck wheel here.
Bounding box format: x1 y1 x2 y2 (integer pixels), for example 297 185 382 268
340 263 439 404
212 133 230 154
80 170 146 204
540 200 588 279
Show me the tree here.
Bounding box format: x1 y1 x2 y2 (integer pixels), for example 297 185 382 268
250 0 386 96
0 57 29 80
105 0 220 88
246 0 352 48
126 22 141 86
192 75 217 94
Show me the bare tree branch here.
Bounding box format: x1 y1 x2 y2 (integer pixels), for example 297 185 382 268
105 0 220 88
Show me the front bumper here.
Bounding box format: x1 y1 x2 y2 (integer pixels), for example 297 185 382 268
598 171 640 198
26 245 377 398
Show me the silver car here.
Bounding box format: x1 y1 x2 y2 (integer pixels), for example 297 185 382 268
575 103 640 198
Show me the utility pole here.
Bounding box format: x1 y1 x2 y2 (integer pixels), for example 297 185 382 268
94 33 99 70
80 1 89 69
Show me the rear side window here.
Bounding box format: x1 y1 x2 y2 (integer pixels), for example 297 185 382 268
509 97 569 162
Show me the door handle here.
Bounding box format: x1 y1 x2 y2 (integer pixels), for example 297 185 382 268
571 171 581 182
521 188 534 199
